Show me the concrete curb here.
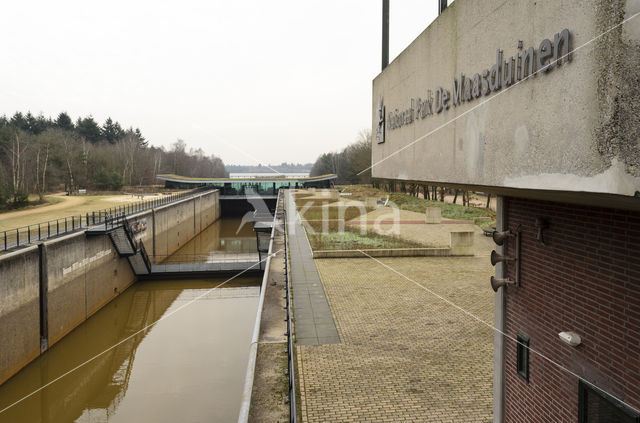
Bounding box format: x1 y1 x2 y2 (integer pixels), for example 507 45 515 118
312 247 455 258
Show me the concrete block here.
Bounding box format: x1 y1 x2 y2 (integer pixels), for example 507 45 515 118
364 198 379 208
450 231 475 256
327 191 339 201
425 207 442 224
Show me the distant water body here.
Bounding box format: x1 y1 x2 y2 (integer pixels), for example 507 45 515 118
229 172 310 178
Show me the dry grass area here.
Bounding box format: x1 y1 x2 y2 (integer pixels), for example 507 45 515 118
292 188 495 251
339 185 496 228
0 193 163 231
307 229 422 251
335 184 386 201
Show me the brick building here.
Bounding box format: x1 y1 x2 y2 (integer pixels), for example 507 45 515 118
501 199 640 422
370 0 639 421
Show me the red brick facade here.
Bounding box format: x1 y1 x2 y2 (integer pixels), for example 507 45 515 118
503 198 640 422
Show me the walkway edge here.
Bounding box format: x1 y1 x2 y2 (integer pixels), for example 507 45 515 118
237 191 282 423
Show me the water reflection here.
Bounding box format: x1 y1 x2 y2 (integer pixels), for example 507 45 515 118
163 217 258 264
0 277 260 423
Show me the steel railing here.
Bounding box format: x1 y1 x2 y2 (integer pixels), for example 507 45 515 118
283 207 298 422
0 188 212 251
152 253 260 264
141 253 260 274
139 242 152 273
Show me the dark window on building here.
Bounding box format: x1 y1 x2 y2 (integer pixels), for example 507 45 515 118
579 381 640 423
516 333 529 382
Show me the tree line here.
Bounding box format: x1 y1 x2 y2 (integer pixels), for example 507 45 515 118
0 111 228 208
309 130 372 184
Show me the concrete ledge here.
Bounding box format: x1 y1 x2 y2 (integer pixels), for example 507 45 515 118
313 247 451 258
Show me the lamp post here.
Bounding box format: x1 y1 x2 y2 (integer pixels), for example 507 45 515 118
382 0 389 70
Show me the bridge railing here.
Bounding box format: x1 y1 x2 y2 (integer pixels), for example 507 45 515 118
0 188 211 251
139 242 152 274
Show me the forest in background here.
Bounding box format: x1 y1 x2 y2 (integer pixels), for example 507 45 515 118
0 111 227 208
309 129 371 185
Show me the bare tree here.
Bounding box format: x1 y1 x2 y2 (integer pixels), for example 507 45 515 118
3 129 29 201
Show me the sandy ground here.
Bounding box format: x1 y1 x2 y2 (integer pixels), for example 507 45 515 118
0 193 157 221
349 207 494 252
0 193 163 232
0 194 84 220
442 194 496 211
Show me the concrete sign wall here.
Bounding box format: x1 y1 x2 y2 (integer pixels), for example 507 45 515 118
372 0 640 198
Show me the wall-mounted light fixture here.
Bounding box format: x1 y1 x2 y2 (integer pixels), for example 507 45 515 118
490 229 521 292
535 217 549 245
559 331 581 347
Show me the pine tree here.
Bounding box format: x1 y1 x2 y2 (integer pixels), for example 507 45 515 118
134 128 147 147
76 115 102 143
10 112 28 131
55 112 74 131
102 117 124 144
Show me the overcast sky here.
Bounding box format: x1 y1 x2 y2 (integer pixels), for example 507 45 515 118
1 1 440 165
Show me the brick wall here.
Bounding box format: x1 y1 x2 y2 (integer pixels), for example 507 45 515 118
503 198 640 422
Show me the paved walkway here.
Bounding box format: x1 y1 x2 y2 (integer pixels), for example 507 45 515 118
286 192 339 345
297 256 494 422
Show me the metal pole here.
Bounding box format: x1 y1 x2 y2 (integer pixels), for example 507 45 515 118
438 0 447 15
382 0 389 70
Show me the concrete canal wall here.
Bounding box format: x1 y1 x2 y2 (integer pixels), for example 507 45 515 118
129 189 220 261
0 189 220 385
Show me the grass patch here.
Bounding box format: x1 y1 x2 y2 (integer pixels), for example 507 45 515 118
337 185 386 201
294 199 340 208
308 228 421 251
298 206 372 221
388 193 495 221
303 220 345 232
476 219 496 229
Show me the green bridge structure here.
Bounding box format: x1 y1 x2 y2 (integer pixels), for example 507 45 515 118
155 173 337 198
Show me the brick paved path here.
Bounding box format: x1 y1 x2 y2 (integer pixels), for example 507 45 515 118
296 256 494 422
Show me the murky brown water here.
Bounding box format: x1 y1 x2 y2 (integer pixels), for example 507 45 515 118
163 217 258 264
0 219 261 423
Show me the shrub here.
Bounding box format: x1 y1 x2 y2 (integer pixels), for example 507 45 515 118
94 169 123 190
